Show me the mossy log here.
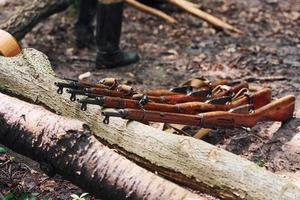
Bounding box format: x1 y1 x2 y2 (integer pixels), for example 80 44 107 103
1 48 300 200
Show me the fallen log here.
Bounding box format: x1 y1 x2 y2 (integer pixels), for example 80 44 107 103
1 48 300 200
0 0 74 41
0 92 204 200
0 0 241 42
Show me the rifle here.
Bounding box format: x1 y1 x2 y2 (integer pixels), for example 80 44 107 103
55 76 242 98
66 88 132 102
68 81 247 104
55 77 192 97
55 78 110 95
81 81 227 99
101 95 295 129
55 77 138 96
79 88 271 114
131 82 249 104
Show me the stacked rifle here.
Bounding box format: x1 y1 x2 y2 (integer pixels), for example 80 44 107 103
55 77 295 138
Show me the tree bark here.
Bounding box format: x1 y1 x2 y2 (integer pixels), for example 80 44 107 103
0 92 204 200
0 0 74 41
0 48 300 200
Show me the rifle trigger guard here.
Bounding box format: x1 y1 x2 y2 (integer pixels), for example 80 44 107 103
103 116 110 124
57 86 63 95
70 93 76 102
81 103 87 111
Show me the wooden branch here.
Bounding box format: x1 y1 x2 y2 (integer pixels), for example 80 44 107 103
0 92 203 200
166 0 243 34
0 0 74 40
176 0 201 9
126 0 177 24
0 48 299 200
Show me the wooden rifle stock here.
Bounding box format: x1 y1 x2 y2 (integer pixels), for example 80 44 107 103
80 88 271 114
173 88 271 113
201 95 295 128
102 95 295 129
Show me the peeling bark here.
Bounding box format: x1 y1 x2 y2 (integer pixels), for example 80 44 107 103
1 48 300 200
0 92 204 200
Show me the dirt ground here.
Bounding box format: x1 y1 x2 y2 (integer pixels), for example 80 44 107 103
1 0 300 199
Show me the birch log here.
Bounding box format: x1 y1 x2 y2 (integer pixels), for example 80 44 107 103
0 92 203 200
0 49 300 200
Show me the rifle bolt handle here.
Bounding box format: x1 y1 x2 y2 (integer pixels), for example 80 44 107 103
57 87 63 95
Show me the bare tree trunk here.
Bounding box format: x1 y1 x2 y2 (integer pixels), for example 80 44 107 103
0 48 300 200
0 92 204 200
0 0 74 40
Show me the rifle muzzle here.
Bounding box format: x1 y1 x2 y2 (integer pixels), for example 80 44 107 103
54 81 79 95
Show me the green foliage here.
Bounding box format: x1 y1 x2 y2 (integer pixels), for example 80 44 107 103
66 0 80 17
255 159 265 167
70 193 89 200
0 188 17 200
0 147 7 154
0 189 39 200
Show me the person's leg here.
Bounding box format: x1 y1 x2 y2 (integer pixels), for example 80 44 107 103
95 0 139 68
75 0 97 48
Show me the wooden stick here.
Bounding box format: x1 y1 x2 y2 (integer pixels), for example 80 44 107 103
0 0 74 41
193 128 212 139
126 0 177 24
176 0 201 8
166 0 243 34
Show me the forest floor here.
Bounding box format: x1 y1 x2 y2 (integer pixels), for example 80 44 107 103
0 0 300 199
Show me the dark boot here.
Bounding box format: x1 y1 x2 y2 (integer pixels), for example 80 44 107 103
95 2 140 68
75 0 97 48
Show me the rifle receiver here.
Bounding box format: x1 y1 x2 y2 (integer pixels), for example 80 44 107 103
101 109 128 124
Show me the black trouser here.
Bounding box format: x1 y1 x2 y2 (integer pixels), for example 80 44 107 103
77 0 140 67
